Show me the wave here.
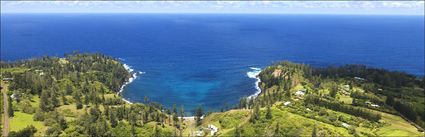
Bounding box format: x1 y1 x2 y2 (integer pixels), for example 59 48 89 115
247 67 262 99
118 63 145 104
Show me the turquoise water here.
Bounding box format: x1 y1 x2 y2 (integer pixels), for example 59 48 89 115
1 14 424 113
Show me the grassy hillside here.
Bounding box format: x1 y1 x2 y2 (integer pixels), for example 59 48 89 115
199 61 424 136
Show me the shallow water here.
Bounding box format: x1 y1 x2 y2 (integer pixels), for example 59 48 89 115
1 14 424 114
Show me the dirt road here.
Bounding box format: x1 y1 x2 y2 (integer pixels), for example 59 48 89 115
2 83 9 137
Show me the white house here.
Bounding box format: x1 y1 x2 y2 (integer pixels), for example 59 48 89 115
342 123 350 128
284 101 291 106
194 131 203 136
295 90 305 96
208 124 218 135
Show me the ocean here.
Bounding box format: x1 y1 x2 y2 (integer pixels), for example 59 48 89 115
1 13 424 114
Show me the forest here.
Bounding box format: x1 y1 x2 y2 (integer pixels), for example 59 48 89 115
0 53 190 136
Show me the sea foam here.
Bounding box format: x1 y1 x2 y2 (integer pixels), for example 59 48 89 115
119 63 145 104
247 67 262 99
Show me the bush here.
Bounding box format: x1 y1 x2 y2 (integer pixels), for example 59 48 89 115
8 125 37 137
20 100 35 114
33 110 44 121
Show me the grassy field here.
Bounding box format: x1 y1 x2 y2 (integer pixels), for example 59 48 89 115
9 111 45 136
375 111 423 136
339 95 353 105
0 67 29 74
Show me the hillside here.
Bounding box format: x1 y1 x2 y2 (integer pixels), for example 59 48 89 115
1 55 424 137
199 62 424 136
0 53 183 136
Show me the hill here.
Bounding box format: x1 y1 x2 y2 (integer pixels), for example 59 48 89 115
1 53 182 136
199 61 424 136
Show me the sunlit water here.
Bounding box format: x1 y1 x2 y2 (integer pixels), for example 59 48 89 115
1 14 424 114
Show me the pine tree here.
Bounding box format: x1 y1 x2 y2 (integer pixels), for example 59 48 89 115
234 125 242 137
266 105 272 119
40 90 52 112
179 105 185 122
312 124 317 137
8 96 14 117
274 123 280 136
73 91 83 109
109 112 118 128
195 106 203 126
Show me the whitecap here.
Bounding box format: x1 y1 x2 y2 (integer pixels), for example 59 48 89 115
117 63 143 104
247 67 262 99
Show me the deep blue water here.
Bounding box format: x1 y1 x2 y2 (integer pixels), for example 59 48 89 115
1 14 424 114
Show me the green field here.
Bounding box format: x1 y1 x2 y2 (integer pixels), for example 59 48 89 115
9 112 45 136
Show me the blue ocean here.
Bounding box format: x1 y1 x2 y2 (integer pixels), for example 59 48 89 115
1 14 424 114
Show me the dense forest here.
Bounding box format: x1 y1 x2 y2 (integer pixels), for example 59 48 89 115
0 53 189 136
1 54 424 136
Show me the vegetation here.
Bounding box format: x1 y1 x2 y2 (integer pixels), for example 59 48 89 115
1 54 423 136
0 53 181 136
200 61 424 136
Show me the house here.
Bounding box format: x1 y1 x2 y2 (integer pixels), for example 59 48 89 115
2 78 13 81
208 124 218 135
371 104 380 107
354 77 365 81
365 101 380 107
342 123 350 128
284 101 291 106
295 90 305 96
194 131 203 136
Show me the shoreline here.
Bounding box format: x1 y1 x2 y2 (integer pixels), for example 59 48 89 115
247 67 262 99
118 63 145 104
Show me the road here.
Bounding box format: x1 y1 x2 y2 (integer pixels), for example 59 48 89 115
2 83 9 137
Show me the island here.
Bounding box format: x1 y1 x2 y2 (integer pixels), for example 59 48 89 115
1 54 424 136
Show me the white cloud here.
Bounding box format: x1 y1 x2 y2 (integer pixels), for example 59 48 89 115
1 1 423 15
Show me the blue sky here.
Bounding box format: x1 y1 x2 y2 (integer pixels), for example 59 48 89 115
1 1 424 15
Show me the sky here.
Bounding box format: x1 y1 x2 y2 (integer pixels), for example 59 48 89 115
1 1 424 15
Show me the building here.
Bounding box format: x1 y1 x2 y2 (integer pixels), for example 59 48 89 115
208 124 218 135
295 90 305 96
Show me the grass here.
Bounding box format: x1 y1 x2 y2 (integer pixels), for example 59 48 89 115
0 67 29 74
9 111 45 136
375 111 423 136
339 95 353 105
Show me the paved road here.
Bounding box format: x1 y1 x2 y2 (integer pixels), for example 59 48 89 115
2 84 9 137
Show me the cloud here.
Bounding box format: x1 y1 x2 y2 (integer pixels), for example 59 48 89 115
1 1 424 15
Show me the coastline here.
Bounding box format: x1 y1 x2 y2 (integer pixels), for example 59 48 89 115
247 67 262 99
118 63 144 104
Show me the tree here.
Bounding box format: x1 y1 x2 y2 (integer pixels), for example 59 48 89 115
50 88 60 107
8 96 14 117
329 82 338 98
266 105 272 119
195 106 203 126
234 125 243 137
312 124 317 137
73 91 82 109
172 104 179 127
109 112 118 128
153 125 161 137
250 105 260 123
8 125 37 137
274 123 280 136
111 122 131 137
61 92 68 105
179 105 185 122
45 125 62 137
40 90 52 112
385 95 395 106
